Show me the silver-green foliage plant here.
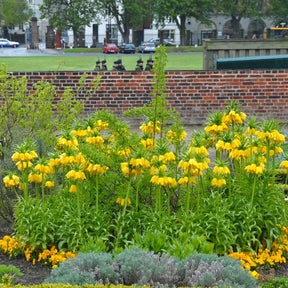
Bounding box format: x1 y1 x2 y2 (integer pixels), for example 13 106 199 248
44 252 119 286
45 248 258 288
183 253 257 288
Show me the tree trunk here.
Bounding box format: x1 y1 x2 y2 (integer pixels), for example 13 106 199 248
231 15 241 39
73 28 78 47
177 15 187 46
121 25 130 43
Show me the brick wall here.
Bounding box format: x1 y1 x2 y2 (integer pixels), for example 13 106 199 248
10 70 288 125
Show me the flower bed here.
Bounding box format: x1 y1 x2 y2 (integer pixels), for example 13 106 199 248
1 47 288 287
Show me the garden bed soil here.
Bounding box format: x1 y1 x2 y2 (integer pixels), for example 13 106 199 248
0 219 51 285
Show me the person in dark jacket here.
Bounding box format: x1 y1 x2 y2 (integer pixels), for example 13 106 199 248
112 60 119 71
145 58 154 71
135 59 144 71
117 59 126 71
101 60 107 71
94 60 101 71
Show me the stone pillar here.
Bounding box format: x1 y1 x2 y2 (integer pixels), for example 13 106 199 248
30 17 39 49
46 26 55 48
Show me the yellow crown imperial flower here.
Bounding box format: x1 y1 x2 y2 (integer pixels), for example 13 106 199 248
48 158 61 167
211 178 226 188
69 185 77 193
86 136 105 147
16 161 33 171
45 181 54 188
245 127 257 136
118 148 131 158
178 176 196 186
141 138 156 149
280 160 288 171
116 197 131 206
3 175 20 187
66 170 86 180
245 162 265 174
28 173 43 183
86 164 108 175
71 129 90 138
94 120 109 130
12 151 38 162
213 166 230 175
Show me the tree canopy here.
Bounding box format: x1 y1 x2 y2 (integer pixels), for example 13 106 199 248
1 0 32 27
265 0 288 26
153 0 213 45
215 0 264 38
40 0 99 46
97 0 152 43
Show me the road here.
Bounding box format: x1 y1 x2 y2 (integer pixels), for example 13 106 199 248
0 46 201 57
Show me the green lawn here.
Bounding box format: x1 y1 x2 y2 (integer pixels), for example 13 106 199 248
0 54 203 72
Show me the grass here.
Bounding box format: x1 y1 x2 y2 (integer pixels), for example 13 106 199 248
0 54 203 71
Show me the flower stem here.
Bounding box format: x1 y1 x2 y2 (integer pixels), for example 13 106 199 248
250 175 257 211
95 174 99 214
167 188 171 215
186 182 190 214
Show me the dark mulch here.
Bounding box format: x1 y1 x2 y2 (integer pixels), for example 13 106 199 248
1 219 288 286
0 219 51 286
0 253 52 285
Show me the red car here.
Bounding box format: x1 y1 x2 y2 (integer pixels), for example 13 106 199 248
102 43 118 53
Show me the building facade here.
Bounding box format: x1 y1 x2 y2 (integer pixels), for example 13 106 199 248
11 0 276 48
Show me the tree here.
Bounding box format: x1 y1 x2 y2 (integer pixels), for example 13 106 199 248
153 0 213 46
216 0 264 38
40 0 99 47
265 0 288 26
97 0 151 43
1 0 31 29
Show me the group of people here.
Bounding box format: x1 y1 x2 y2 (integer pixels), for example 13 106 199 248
94 60 108 71
135 58 154 71
94 58 154 71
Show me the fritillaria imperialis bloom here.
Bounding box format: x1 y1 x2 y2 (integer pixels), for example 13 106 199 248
211 178 226 188
3 175 20 187
245 163 265 174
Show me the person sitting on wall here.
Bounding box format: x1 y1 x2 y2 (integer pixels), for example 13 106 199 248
117 59 126 71
112 61 119 71
135 59 144 71
101 60 107 71
145 58 154 71
94 60 101 71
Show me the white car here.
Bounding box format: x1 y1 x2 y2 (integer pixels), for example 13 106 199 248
138 42 156 53
0 39 20 48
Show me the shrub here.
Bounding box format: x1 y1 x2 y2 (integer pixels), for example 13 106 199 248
262 276 288 288
45 248 258 288
45 252 119 285
183 253 258 288
0 264 23 285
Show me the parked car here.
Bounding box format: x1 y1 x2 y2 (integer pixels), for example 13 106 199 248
163 39 176 46
0 39 20 48
102 43 118 53
148 38 160 47
119 43 136 53
138 42 156 53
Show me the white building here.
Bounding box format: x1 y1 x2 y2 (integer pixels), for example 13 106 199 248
12 0 275 47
